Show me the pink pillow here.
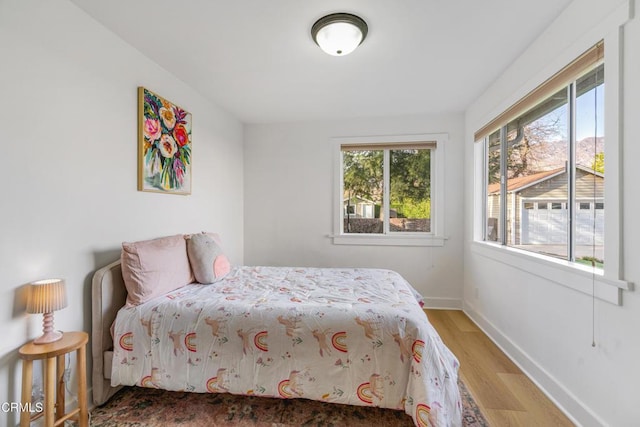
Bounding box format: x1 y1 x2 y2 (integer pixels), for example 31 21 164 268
121 234 194 306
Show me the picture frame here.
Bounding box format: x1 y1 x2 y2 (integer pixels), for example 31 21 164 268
138 87 192 195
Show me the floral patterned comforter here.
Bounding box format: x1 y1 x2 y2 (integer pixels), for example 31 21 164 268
111 266 461 427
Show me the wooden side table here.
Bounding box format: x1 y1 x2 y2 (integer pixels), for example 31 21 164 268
19 331 88 427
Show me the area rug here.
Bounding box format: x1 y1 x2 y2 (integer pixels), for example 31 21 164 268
91 380 488 426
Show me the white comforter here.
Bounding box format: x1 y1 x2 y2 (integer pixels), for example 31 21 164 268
111 266 461 426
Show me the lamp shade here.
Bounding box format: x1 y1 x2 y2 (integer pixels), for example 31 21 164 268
26 278 67 314
311 13 368 56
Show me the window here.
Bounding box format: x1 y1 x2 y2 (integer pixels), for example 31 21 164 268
471 9 633 305
333 134 446 246
478 42 605 268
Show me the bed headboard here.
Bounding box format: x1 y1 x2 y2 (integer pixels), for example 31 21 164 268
91 259 126 405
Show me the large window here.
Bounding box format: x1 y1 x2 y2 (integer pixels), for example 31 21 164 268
333 134 446 246
479 43 605 268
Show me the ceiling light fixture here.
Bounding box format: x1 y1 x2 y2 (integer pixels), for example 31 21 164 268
311 13 368 56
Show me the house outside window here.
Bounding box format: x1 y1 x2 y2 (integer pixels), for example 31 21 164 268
332 134 447 246
478 42 605 268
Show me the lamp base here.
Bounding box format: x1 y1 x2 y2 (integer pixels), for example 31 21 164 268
33 330 63 344
34 312 63 344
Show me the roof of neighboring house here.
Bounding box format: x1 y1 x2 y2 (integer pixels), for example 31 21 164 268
487 165 604 195
343 195 375 204
488 167 564 195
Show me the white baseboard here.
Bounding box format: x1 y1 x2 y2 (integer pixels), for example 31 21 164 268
463 301 606 427
422 297 462 310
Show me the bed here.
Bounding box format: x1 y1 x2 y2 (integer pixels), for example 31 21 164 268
92 235 462 427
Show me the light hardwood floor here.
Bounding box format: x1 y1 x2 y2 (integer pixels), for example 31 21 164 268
425 309 575 426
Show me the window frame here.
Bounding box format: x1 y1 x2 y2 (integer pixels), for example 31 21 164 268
332 133 447 247
483 64 602 263
472 13 633 305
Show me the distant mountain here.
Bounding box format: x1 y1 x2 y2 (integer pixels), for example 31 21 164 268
523 137 604 171
577 137 604 167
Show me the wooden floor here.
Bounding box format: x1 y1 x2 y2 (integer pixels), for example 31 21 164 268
425 309 574 426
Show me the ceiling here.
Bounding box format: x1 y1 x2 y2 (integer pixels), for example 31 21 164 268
70 0 572 124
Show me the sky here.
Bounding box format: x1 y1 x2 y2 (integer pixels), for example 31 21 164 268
575 84 605 141
542 83 604 143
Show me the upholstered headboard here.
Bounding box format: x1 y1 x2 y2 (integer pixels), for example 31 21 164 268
91 259 126 405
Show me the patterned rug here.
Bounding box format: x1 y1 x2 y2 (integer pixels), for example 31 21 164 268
91 380 488 426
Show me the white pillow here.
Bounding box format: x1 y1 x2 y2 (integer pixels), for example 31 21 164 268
185 232 231 284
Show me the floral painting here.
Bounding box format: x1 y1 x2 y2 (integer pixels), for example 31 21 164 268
138 87 192 194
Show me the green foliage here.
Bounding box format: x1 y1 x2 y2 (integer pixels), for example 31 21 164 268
391 198 431 218
390 149 431 202
592 152 604 173
576 256 604 269
343 149 431 218
343 150 383 202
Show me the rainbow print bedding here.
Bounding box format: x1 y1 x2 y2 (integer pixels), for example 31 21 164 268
111 266 462 426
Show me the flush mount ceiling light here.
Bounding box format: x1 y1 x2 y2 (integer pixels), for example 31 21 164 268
311 13 368 56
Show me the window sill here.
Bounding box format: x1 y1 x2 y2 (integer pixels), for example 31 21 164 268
330 234 447 247
471 241 632 305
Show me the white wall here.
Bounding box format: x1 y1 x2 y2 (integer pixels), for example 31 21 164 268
464 0 639 425
244 114 465 307
0 0 244 423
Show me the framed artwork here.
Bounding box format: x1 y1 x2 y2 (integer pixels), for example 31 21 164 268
138 87 192 194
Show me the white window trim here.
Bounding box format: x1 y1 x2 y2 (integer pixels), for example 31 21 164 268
471 241 630 305
472 1 633 305
331 133 447 247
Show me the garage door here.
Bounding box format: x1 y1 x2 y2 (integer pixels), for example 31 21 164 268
521 201 567 244
521 200 603 244
575 202 604 244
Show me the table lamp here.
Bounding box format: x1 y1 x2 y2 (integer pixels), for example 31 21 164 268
26 278 68 344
